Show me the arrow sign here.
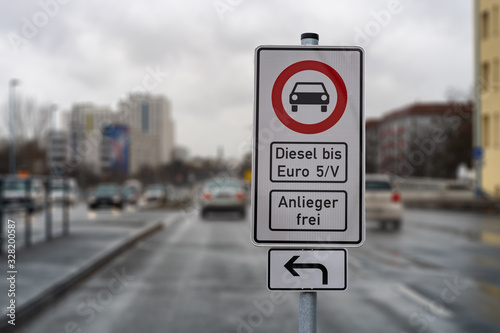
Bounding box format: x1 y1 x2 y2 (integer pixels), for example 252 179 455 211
268 249 346 291
284 255 328 285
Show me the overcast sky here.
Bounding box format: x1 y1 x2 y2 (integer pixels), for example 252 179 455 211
0 0 473 159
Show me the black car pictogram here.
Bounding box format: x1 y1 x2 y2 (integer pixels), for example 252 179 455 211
289 82 329 112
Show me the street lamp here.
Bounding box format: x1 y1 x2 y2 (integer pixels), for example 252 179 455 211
48 103 58 176
9 79 20 175
50 103 58 131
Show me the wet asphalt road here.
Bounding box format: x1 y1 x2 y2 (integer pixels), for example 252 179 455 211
17 207 500 333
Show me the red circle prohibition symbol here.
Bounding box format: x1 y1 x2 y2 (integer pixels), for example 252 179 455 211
271 60 348 134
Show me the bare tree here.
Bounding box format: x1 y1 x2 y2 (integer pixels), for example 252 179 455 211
0 95 52 143
0 95 53 175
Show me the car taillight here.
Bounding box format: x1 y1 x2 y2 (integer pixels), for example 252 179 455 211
203 192 212 201
236 192 244 200
392 192 401 202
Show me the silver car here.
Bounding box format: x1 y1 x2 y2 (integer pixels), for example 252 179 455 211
200 178 246 219
142 184 168 205
50 178 79 205
1 177 45 213
365 174 403 231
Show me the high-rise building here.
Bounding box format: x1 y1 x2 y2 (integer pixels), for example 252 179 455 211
65 94 175 177
68 103 116 174
479 0 500 197
117 93 175 174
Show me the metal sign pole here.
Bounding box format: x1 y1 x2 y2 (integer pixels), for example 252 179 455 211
299 292 317 333
0 178 3 255
45 178 52 241
25 178 32 247
298 33 319 333
62 178 69 236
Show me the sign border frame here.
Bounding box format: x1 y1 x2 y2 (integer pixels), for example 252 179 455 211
252 45 365 246
267 248 348 291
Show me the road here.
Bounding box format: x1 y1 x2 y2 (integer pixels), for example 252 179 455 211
17 207 500 333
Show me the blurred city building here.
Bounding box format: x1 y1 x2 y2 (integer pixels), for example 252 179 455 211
366 119 380 173
68 103 116 174
45 130 69 174
479 0 500 197
117 93 175 174
367 101 473 178
172 146 189 162
65 94 175 176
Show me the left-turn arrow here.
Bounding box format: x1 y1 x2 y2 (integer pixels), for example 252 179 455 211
284 255 328 285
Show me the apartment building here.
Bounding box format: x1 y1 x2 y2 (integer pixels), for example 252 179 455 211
479 0 500 197
117 93 175 174
368 102 472 177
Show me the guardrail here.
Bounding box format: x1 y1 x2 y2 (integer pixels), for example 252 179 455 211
391 177 499 212
0 176 72 255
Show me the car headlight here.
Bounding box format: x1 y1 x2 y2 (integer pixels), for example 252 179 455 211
88 196 96 203
291 94 298 101
321 94 327 101
112 195 120 202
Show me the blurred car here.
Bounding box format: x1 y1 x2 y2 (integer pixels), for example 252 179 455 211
49 178 79 205
365 174 403 231
122 186 140 205
87 184 124 210
175 186 193 204
200 178 246 218
1 176 45 213
143 184 168 204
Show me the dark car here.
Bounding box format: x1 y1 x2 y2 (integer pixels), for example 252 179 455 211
87 184 124 210
290 82 329 112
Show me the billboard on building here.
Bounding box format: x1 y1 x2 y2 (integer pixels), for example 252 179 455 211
103 124 130 176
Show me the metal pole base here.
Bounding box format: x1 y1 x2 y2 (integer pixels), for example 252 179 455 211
299 292 317 333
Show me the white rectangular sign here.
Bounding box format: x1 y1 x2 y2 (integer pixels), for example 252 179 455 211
269 190 347 231
252 46 365 246
268 249 347 291
270 142 347 182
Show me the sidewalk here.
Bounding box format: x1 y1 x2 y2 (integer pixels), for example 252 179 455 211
0 214 178 332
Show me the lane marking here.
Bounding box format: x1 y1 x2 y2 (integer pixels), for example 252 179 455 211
87 211 96 220
481 232 500 247
396 283 453 318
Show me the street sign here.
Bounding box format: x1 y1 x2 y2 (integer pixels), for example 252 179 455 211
268 249 347 291
252 46 365 246
472 146 483 161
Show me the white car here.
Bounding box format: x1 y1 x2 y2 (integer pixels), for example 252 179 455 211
1 177 45 213
200 178 246 219
365 174 403 231
50 178 79 205
143 184 168 205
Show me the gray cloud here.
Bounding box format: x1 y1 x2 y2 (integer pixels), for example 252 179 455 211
0 0 473 158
